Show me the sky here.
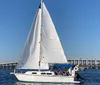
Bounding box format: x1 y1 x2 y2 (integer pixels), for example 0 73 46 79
0 0 100 63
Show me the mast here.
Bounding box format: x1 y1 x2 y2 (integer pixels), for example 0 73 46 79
39 0 43 71
41 0 43 4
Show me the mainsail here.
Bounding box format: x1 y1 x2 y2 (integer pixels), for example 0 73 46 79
17 1 67 69
40 3 67 63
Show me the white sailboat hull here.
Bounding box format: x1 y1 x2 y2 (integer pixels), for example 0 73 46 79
12 73 80 84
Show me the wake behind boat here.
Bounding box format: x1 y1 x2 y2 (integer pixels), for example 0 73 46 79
11 0 80 83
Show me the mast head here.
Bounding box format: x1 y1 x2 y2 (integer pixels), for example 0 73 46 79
40 0 43 2
39 0 43 8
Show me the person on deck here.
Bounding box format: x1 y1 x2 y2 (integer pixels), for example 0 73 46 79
57 71 61 75
63 71 66 76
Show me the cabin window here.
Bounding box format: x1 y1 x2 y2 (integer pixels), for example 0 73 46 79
32 72 37 74
47 73 52 75
41 73 46 75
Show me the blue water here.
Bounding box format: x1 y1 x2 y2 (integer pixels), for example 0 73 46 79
0 69 100 85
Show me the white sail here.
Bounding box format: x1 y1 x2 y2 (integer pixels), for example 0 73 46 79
17 5 49 69
17 2 67 69
40 3 67 63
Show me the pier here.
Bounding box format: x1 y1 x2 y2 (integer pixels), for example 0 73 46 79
68 58 100 69
0 58 100 69
0 62 17 69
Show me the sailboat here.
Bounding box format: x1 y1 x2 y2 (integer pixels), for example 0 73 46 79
11 0 80 83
